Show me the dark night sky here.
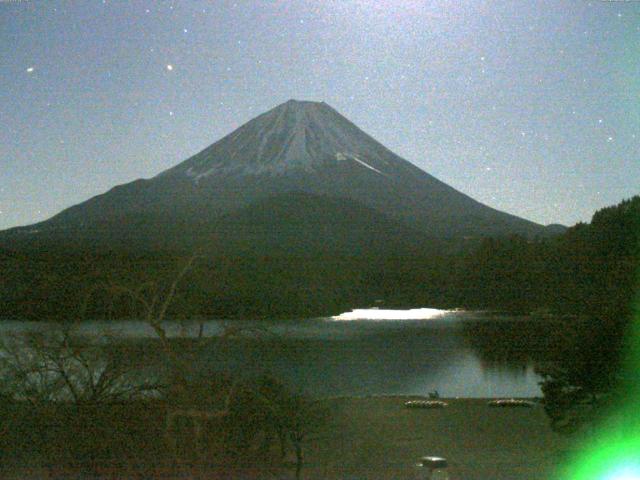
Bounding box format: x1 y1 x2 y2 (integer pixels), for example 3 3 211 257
1 0 638 229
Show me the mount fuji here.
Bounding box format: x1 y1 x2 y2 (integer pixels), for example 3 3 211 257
1 100 553 254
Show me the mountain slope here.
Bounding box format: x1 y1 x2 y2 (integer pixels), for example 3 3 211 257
1 99 552 249
0 192 436 256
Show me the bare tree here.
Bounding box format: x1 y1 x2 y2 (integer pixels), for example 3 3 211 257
0 326 161 406
74 255 327 473
89 256 248 461
282 395 327 480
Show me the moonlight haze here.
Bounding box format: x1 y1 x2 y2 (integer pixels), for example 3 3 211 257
1 1 638 231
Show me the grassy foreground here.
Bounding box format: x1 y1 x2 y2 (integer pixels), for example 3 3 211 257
305 397 573 479
0 397 575 479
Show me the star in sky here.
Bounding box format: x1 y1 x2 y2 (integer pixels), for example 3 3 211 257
0 0 638 231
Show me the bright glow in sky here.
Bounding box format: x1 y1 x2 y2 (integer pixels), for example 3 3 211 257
1 0 638 229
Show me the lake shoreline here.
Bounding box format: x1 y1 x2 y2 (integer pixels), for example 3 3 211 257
0 312 556 398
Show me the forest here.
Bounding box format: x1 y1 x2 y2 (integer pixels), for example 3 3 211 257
1 196 637 325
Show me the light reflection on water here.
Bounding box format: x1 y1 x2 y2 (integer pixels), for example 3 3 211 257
330 307 452 321
0 310 554 398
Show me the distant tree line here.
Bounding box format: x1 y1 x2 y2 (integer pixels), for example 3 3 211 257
454 196 639 322
0 197 637 325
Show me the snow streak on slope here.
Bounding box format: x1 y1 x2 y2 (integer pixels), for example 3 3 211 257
336 152 385 175
166 100 394 181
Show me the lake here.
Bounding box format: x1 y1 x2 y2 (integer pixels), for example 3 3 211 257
0 309 564 398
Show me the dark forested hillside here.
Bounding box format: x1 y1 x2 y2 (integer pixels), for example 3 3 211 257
0 249 459 321
455 195 639 320
455 196 639 433
0 197 637 322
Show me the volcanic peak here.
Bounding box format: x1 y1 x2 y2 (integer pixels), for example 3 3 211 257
165 99 391 180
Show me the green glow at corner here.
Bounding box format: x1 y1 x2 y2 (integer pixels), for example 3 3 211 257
564 435 640 479
564 289 640 480
602 466 640 480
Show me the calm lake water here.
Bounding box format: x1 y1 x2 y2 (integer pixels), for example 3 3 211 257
0 309 562 398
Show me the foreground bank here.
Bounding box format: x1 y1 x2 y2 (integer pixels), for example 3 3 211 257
0 396 576 479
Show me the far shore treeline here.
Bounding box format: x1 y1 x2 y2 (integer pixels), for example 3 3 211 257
0 196 637 326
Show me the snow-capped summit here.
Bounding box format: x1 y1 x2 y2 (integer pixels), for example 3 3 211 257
3 100 552 244
162 99 395 181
